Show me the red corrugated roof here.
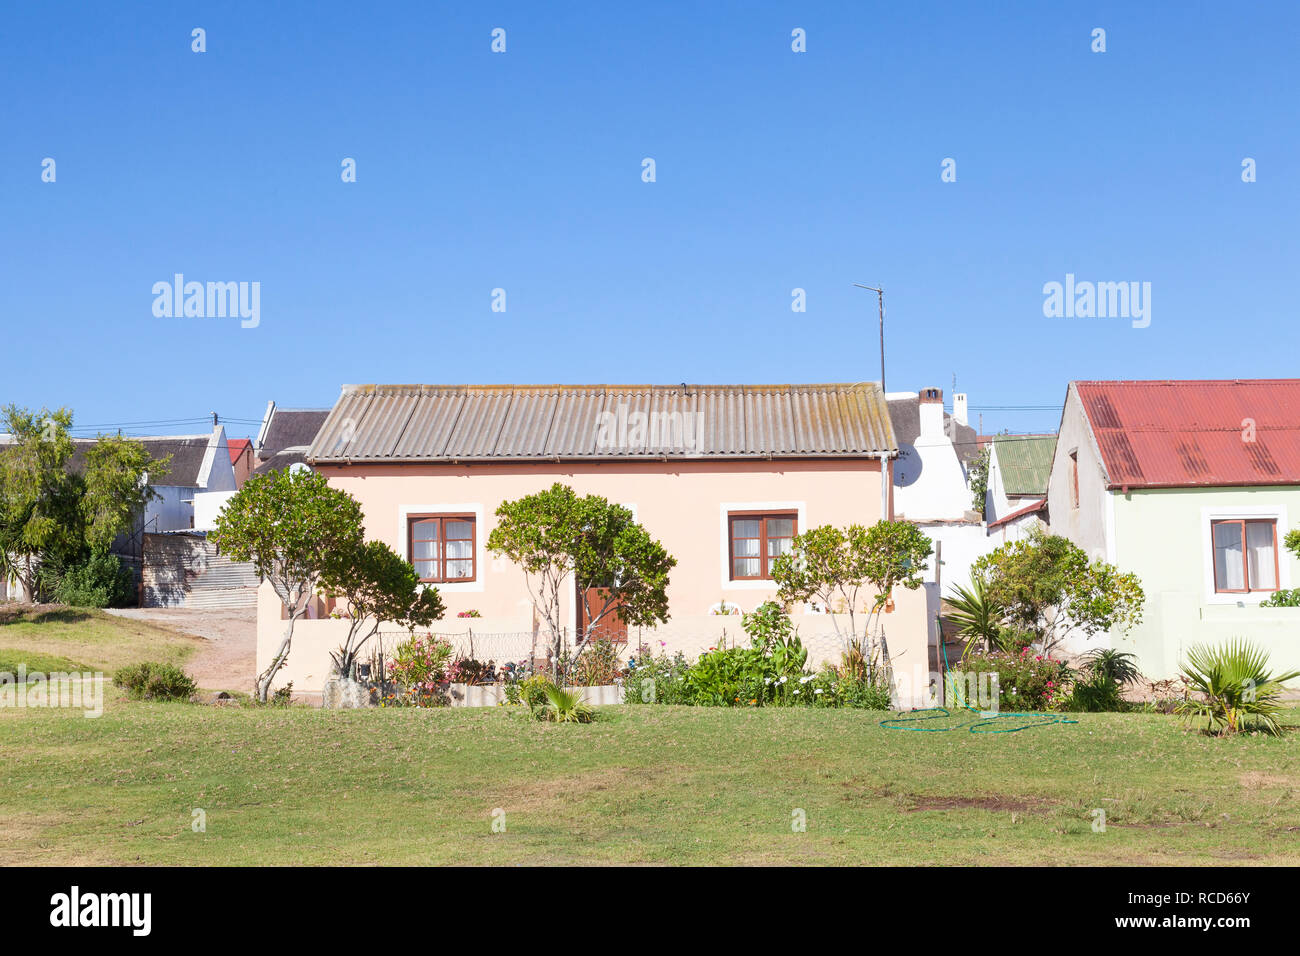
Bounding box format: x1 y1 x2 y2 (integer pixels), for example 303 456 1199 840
228 438 252 464
1075 380 1300 489
987 497 1046 530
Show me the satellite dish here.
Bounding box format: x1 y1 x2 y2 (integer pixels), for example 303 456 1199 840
289 462 310 475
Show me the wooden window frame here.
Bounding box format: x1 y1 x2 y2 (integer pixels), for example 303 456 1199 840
1210 518 1279 594
408 513 477 584
728 510 798 581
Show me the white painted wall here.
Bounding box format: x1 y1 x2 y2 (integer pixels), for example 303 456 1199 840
892 394 973 522
1045 385 1110 562
193 490 239 532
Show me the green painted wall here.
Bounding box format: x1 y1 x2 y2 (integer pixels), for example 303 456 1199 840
1111 486 1300 681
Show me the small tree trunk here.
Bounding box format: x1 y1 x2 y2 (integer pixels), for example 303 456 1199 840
256 619 297 702
19 556 36 603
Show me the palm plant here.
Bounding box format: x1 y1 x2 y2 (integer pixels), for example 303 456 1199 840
945 577 1006 661
1176 638 1299 736
1080 648 1142 687
539 683 595 723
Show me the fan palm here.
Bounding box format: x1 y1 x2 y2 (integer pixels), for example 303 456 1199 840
945 577 1006 661
1176 638 1299 736
539 683 595 723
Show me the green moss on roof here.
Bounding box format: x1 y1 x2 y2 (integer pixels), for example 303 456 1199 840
993 435 1057 495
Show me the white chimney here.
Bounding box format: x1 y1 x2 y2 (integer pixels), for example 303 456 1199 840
953 392 968 427
918 387 944 441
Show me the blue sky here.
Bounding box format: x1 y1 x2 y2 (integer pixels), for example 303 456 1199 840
3 1 1297 440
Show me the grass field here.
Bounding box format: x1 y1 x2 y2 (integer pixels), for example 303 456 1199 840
0 605 202 677
1 692 1297 866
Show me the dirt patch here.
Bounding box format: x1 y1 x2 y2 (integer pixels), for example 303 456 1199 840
1239 771 1296 790
104 607 255 693
503 766 654 814
907 794 1053 814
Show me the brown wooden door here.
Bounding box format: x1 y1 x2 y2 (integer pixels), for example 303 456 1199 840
576 584 628 644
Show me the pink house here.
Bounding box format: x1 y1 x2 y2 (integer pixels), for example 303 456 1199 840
256 383 931 704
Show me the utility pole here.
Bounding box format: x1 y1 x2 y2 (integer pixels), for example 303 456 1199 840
853 283 886 394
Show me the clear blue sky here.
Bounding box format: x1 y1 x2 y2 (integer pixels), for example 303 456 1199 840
3 1 1297 440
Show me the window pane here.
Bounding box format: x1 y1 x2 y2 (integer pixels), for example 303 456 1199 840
445 519 473 541
412 519 440 542
733 537 759 558
733 557 760 578
1213 522 1244 590
766 517 795 538
445 559 474 580
414 559 437 580
1246 521 1276 590
446 539 472 560
732 519 760 539
413 539 440 562
768 535 794 558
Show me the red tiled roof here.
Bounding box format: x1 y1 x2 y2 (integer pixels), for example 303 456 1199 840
1075 380 1300 489
228 438 252 464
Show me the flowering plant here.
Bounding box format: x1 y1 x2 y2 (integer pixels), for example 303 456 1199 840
387 633 454 699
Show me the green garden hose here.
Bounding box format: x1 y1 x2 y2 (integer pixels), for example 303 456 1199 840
878 638 1078 735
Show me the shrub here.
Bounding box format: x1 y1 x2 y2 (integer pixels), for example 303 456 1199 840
113 662 197 701
1176 638 1299 736
1259 588 1300 607
958 649 1071 711
53 553 135 608
569 639 625 686
832 672 893 710
622 647 690 704
270 682 294 706
448 657 493 685
388 634 453 692
508 673 554 709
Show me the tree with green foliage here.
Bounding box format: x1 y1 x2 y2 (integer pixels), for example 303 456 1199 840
772 520 932 672
0 406 165 604
486 482 676 670
0 406 79 601
970 526 1144 655
210 469 365 701
80 433 168 552
319 540 447 679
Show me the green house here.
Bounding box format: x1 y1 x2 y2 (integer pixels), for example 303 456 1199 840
1046 380 1300 681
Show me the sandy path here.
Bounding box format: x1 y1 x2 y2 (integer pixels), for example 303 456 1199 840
105 607 256 693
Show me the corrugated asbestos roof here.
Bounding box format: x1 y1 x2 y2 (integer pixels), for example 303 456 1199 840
992 435 1058 496
1075 379 1300 489
307 384 897 463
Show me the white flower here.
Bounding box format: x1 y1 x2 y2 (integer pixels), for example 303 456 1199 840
799 675 811 684
815 688 824 695
779 676 788 684
793 690 800 695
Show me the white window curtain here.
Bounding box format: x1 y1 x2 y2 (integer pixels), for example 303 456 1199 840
1213 522 1244 591
1245 521 1277 590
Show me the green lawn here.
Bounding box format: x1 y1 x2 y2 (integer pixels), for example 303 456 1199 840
1 694 1297 865
0 605 202 676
